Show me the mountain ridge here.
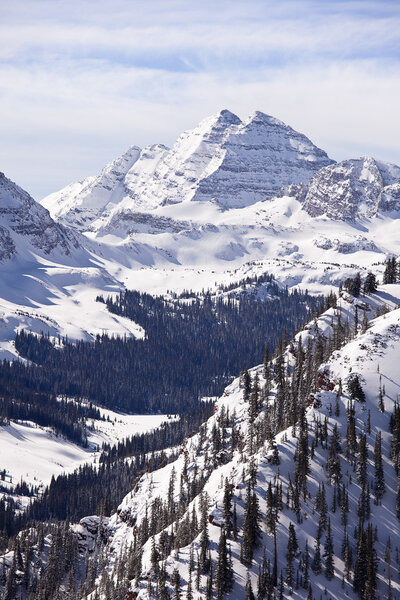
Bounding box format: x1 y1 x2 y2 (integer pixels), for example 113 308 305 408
0 171 81 261
42 109 334 233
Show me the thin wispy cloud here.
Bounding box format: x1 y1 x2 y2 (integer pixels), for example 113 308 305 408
1 0 399 198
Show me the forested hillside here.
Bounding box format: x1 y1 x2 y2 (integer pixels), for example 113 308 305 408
71 282 400 600
8 281 322 414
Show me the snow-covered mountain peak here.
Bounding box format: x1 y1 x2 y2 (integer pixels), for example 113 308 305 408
199 108 242 130
240 110 331 163
41 110 334 235
303 156 400 220
244 110 291 130
0 171 36 210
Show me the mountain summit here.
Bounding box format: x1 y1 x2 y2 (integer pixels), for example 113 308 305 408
42 110 333 234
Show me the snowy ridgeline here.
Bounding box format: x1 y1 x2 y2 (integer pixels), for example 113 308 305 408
2 283 399 599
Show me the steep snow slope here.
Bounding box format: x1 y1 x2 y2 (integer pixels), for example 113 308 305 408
0 172 149 359
41 146 142 231
72 284 400 600
0 255 146 360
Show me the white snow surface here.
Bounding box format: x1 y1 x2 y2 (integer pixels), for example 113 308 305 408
76 283 400 599
0 411 172 499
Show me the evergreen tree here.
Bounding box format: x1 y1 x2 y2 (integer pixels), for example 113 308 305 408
279 570 284 600
357 481 370 522
241 482 262 567
374 431 385 503
248 457 258 490
158 561 170 600
343 534 352 582
361 310 369 333
323 518 334 581
263 345 270 381
363 272 377 295
199 492 210 573
302 540 310 589
346 400 358 463
344 272 361 297
186 568 193 600
286 523 298 591
354 524 367 596
215 528 233 599
316 483 328 534
348 375 366 403
357 433 368 486
272 529 278 587
340 484 349 526
294 407 309 501
171 569 181 600
364 525 377 600
245 571 255 600
223 479 233 538
383 257 398 284
266 481 277 535
205 558 213 600
243 369 252 403
270 442 280 465
378 377 385 413
233 502 238 540
311 529 322 575
326 425 342 486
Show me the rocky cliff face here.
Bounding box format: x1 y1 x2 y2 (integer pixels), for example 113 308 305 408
191 110 333 209
302 156 400 220
0 172 79 261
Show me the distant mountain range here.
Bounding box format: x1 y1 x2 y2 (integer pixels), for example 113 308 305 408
0 109 400 358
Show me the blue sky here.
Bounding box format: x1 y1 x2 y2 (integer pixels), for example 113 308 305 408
1 0 400 198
